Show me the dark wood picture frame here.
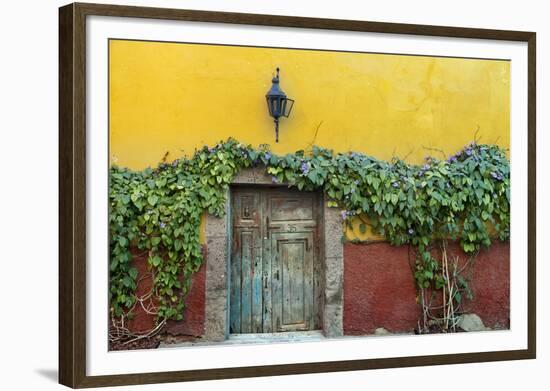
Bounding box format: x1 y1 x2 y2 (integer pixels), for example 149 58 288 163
59 2 536 388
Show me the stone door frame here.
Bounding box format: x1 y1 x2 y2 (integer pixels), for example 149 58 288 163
203 167 343 341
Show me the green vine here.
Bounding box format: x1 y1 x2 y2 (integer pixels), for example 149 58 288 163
109 138 510 332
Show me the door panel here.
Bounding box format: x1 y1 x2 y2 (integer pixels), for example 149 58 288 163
230 191 263 334
230 228 264 333
272 232 314 332
270 196 314 221
230 187 321 334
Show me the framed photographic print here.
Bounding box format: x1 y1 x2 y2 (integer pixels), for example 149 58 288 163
58 2 536 388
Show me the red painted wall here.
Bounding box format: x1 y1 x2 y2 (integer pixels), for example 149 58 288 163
126 248 156 333
458 241 510 328
343 243 420 334
127 247 206 337
343 241 510 335
165 263 206 337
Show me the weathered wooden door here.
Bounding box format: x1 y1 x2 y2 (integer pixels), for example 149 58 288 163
230 187 322 334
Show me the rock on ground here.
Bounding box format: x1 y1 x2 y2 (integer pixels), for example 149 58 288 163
374 327 392 335
457 313 491 332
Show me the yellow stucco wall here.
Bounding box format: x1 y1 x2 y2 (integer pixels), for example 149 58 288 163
109 39 510 241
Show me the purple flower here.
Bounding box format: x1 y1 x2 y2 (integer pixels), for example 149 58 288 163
300 162 310 175
341 210 355 220
208 147 215 153
354 179 360 185
172 160 178 167
160 222 166 229
264 152 271 161
491 172 504 181
408 228 414 235
350 188 355 193
271 176 278 183
465 148 473 156
448 156 457 163
423 164 430 170
392 181 399 188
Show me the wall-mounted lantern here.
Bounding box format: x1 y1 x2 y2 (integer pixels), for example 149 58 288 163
265 67 294 143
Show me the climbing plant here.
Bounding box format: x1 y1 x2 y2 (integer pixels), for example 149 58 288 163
109 138 510 339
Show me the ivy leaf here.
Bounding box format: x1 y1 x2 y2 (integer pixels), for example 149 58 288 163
147 195 159 206
454 291 462 304
151 237 161 246
475 188 484 199
148 255 162 267
122 276 133 288
307 171 319 184
110 258 118 271
128 267 138 279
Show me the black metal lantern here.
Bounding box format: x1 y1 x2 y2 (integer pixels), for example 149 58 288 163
265 67 294 142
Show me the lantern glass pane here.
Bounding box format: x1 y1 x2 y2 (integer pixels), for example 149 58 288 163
271 98 278 117
275 98 281 117
266 97 273 116
281 99 287 117
285 99 294 117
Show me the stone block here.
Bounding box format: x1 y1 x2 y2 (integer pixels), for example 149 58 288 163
325 257 343 305
324 205 344 258
323 304 343 337
205 212 227 238
232 166 272 185
205 237 227 291
204 295 228 341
